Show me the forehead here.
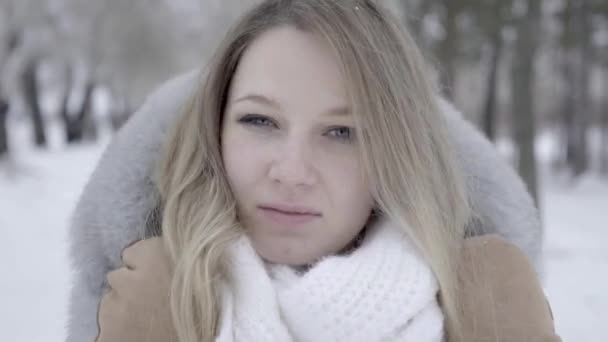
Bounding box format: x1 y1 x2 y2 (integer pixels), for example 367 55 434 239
228 26 349 109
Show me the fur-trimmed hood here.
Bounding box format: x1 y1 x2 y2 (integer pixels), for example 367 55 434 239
65 69 542 342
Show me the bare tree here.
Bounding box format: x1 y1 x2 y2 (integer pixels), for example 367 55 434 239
61 77 95 142
511 0 541 205
473 0 514 141
601 82 608 175
481 30 502 141
558 0 593 177
600 66 608 176
591 0 608 175
0 24 19 157
398 0 467 100
435 0 467 99
0 96 7 157
1 0 58 148
22 57 47 146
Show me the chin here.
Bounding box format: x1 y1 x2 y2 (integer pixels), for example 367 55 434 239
258 249 318 266
254 242 325 266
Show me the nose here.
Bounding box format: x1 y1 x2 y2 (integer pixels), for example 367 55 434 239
268 137 317 189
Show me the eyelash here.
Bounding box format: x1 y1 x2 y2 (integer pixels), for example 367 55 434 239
238 114 277 129
237 114 354 142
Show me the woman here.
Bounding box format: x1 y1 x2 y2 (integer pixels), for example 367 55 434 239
71 1 558 341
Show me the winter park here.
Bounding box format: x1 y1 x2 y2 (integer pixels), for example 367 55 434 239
1 1 607 341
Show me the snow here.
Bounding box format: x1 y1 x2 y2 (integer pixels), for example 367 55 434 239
0 143 105 342
0 128 607 341
543 173 608 341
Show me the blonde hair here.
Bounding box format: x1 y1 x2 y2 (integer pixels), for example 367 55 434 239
155 1 472 341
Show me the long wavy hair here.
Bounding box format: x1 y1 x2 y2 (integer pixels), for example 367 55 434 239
155 0 472 341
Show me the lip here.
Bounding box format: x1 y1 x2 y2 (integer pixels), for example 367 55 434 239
258 204 321 225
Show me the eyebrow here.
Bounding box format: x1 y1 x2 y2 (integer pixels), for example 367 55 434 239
232 94 281 109
232 93 352 117
326 105 351 117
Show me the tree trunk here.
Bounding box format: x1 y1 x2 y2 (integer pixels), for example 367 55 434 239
601 109 608 176
22 59 46 147
0 30 21 157
562 55 577 169
59 65 75 142
561 0 591 177
511 0 541 206
0 98 8 157
81 81 97 141
60 86 75 143
601 73 608 175
482 32 503 142
62 79 96 143
571 0 591 177
437 0 459 100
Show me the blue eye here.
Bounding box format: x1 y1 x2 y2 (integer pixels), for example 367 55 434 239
238 114 277 128
326 126 354 142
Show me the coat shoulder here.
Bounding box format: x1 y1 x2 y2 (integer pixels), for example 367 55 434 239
463 234 530 264
457 235 561 342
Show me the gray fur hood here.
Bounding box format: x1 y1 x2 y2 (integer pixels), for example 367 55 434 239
65 69 542 342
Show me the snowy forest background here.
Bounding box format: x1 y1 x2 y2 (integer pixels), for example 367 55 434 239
0 0 607 341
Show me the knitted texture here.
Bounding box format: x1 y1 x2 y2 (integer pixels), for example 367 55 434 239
216 218 444 341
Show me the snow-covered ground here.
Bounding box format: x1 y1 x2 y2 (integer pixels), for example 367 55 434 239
0 143 105 342
543 174 608 341
0 127 607 341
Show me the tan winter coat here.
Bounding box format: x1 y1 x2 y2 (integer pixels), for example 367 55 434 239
96 235 561 342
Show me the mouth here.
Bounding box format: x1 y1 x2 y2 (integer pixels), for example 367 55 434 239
257 204 321 225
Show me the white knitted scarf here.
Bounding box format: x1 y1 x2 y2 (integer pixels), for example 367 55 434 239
216 218 444 342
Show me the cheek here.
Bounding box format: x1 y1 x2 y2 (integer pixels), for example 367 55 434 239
322 146 370 197
222 132 248 190
222 129 268 198
333 173 373 215
322 153 373 220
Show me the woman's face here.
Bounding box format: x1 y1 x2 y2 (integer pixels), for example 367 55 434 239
221 26 374 266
